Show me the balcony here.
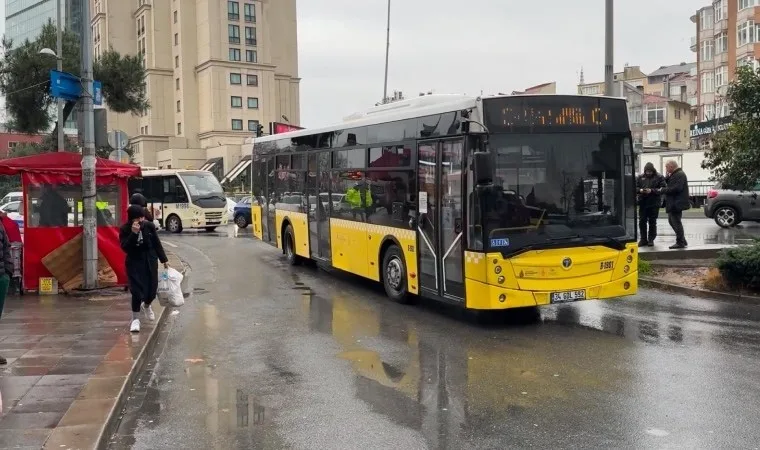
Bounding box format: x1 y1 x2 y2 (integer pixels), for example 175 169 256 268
228 13 239 21
245 15 255 23
245 38 256 46
690 36 697 51
229 37 240 44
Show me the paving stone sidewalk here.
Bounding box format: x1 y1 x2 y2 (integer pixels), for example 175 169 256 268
0 254 182 449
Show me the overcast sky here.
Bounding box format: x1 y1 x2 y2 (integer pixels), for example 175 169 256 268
298 0 697 127
0 0 698 128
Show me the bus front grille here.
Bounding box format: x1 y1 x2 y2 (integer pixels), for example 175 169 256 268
205 212 223 224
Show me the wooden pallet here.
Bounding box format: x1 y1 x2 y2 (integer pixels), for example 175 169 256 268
40 233 118 292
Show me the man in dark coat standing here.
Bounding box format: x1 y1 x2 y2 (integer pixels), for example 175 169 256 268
636 162 667 247
654 160 690 249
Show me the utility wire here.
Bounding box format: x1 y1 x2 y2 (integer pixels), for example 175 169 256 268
4 80 49 96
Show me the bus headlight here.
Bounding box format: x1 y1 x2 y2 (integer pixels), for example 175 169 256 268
494 266 502 274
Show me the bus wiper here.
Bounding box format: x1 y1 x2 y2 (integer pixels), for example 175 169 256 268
198 194 225 201
548 234 584 242
583 234 626 249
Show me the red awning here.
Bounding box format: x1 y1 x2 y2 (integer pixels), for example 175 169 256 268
0 152 141 178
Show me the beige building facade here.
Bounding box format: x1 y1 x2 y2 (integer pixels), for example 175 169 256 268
90 0 300 179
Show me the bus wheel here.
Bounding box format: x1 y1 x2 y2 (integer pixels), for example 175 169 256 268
284 224 300 266
166 215 182 233
382 245 411 304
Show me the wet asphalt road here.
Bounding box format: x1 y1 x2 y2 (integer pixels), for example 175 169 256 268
107 224 760 450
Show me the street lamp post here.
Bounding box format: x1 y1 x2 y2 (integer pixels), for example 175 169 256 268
604 0 614 96
80 0 98 289
39 0 64 153
382 0 390 104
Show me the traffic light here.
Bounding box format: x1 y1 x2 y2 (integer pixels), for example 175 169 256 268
256 123 264 137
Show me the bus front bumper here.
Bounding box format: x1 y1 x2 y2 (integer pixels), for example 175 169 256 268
464 271 638 310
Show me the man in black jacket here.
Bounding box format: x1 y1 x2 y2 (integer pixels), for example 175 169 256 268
654 160 690 249
636 162 666 247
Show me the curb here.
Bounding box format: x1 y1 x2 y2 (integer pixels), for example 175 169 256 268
94 251 186 450
640 276 760 305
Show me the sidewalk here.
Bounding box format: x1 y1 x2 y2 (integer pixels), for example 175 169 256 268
0 253 183 450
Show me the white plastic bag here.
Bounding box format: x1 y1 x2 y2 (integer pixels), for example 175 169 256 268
157 270 171 301
158 267 184 307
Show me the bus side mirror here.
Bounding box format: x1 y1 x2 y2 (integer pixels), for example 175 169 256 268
473 152 494 186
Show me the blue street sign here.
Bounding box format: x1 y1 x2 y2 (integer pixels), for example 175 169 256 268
50 70 103 105
93 81 102 106
49 70 81 101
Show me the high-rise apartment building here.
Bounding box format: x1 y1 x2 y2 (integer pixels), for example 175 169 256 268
91 0 300 177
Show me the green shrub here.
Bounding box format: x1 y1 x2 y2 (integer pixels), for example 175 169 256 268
716 242 760 289
638 259 653 276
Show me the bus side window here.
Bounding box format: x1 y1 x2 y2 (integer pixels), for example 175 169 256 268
162 176 188 203
143 177 162 203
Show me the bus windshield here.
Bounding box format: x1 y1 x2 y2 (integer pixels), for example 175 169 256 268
178 172 225 200
474 132 635 254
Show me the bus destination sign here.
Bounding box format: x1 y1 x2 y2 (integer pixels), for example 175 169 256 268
483 96 629 133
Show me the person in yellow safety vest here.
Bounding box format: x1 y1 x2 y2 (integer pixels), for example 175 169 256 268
346 181 372 222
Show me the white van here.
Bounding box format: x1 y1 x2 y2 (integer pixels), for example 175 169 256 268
1 192 22 205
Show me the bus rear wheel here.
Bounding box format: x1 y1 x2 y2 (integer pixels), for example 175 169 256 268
166 215 182 233
284 224 300 266
382 245 412 304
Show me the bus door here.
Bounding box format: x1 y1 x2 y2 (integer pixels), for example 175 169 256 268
307 152 331 261
416 139 465 301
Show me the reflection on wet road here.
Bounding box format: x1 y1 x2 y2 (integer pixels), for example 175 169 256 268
112 227 760 449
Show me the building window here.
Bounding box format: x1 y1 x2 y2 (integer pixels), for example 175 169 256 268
703 104 715 121
715 0 726 21
173 10 177 23
629 107 642 124
248 120 260 132
246 74 258 86
229 48 241 61
645 103 665 124
715 65 728 87
675 129 681 142
228 25 240 44
646 129 665 142
700 8 713 30
176 78 180 90
244 3 255 22
700 39 714 61
174 33 179 46
701 72 715 94
175 56 179 68
230 73 242 84
177 123 182 135
228 1 239 20
176 100 181 112
580 85 600 95
738 20 756 46
231 96 243 108
674 108 681 120
232 119 243 130
8 142 18 148
716 32 728 54
245 27 256 46
740 0 756 10
245 50 257 63
247 97 259 109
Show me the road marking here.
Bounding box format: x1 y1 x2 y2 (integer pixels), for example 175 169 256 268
164 241 178 248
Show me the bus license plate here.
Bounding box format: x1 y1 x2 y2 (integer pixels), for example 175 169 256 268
550 290 586 303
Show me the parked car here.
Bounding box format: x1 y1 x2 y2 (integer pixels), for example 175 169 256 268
233 196 252 228
0 192 22 205
704 181 760 228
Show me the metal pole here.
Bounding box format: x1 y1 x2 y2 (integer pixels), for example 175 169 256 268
604 0 614 96
80 0 98 289
382 0 390 104
56 0 64 151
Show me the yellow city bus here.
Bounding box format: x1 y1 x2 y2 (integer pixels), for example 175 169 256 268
246 94 638 310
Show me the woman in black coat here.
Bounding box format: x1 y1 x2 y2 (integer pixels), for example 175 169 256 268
120 205 169 333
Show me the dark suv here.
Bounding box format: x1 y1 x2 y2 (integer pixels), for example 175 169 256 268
704 181 760 228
